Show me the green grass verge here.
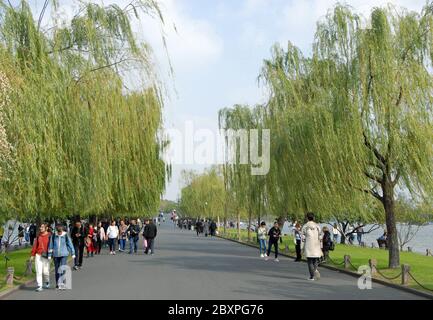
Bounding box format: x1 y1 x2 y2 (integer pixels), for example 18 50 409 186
0 248 34 292
221 228 433 293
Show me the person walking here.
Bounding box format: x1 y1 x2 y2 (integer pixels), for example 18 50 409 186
321 226 332 263
266 222 281 262
18 224 24 246
86 223 96 257
71 221 86 270
95 222 105 255
127 219 140 254
293 222 302 262
118 220 128 252
204 220 210 237
332 223 339 243
0 224 4 251
106 221 119 255
143 219 157 255
302 212 323 281
25 224 30 243
48 224 75 290
30 223 52 292
356 225 364 245
257 222 268 258
209 220 217 237
29 223 37 246
195 220 201 237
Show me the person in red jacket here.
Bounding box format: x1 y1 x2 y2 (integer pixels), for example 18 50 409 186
86 224 96 257
30 223 52 292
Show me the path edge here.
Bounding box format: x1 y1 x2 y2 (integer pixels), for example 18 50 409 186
0 258 74 300
218 235 433 300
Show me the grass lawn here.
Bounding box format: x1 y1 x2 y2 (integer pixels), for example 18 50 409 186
221 228 433 293
0 247 34 292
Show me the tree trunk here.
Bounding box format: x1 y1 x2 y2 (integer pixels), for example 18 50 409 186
382 179 400 269
237 210 241 241
247 210 251 242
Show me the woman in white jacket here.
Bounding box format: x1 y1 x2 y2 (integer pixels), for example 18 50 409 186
302 212 323 281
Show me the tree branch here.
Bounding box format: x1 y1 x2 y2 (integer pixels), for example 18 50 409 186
364 170 383 184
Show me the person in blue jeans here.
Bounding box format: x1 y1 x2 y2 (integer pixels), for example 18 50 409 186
257 222 268 258
48 224 75 290
127 219 140 254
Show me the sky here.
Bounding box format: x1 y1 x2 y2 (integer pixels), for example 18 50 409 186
30 0 427 201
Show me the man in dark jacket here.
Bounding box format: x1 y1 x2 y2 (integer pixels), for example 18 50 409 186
127 219 140 254
209 220 217 237
29 223 37 245
70 221 87 270
266 222 282 262
143 219 157 255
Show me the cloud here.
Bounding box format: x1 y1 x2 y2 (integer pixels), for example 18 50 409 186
138 0 224 72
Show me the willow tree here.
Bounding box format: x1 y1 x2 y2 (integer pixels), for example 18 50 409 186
261 4 433 268
0 1 168 221
218 104 268 241
179 167 225 222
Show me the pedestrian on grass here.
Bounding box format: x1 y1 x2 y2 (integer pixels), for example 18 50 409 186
18 224 24 246
302 212 323 281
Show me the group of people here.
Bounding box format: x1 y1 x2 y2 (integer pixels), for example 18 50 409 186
257 213 334 281
29 217 159 292
331 223 365 245
194 219 217 237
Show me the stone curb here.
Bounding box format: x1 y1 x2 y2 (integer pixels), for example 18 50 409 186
218 235 433 300
0 258 74 300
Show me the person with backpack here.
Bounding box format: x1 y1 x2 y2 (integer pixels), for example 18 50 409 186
302 212 323 281
30 223 52 292
143 219 157 255
127 219 140 254
71 220 87 270
321 226 333 263
257 222 268 258
48 224 75 290
266 222 281 262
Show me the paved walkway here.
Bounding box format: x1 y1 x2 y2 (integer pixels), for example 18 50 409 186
5 221 425 300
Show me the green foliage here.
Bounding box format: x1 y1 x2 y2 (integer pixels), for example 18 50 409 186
0 1 168 219
179 167 225 219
